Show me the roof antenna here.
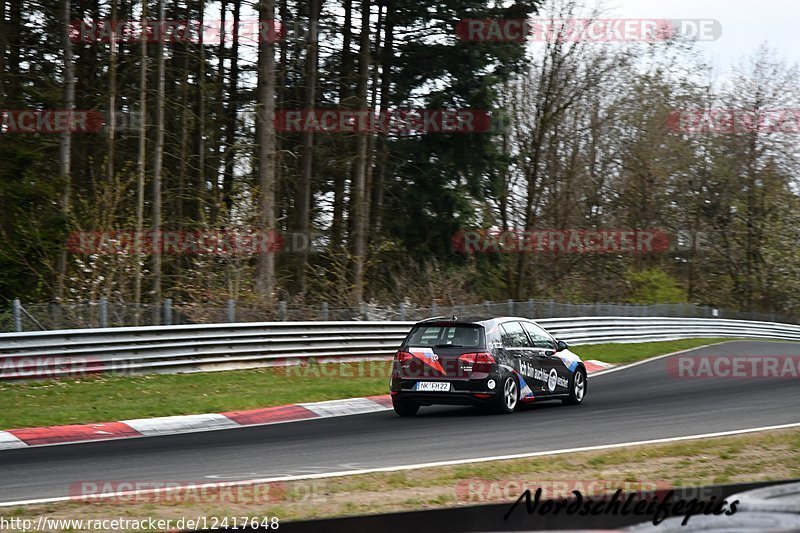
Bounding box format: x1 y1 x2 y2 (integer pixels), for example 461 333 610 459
452 314 457 321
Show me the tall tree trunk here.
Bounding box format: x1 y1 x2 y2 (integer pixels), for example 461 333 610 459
331 0 352 248
369 4 393 237
273 0 287 233
275 0 287 107
55 0 75 300
0 0 7 102
209 0 226 225
106 0 117 181
362 3 383 249
177 31 190 225
196 0 206 223
134 0 148 310
255 0 276 300
349 0 370 306
151 0 166 313
222 0 240 215
296 0 321 296
6 0 21 105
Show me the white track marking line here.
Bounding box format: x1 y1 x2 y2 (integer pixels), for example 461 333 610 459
3 421 799 507
587 341 735 377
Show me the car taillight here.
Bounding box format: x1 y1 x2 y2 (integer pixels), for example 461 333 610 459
459 352 495 373
394 351 413 363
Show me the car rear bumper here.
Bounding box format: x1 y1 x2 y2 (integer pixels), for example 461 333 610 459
391 376 500 406
392 390 498 406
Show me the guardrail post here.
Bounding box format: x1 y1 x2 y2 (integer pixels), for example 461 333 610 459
163 299 173 325
227 299 236 322
99 298 108 328
321 301 329 321
507 299 514 316
12 299 22 332
278 301 287 321
399 302 406 320
359 302 367 319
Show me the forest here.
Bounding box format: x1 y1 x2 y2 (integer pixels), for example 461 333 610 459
1 0 799 318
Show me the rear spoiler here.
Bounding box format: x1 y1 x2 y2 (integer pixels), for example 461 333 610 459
418 315 458 323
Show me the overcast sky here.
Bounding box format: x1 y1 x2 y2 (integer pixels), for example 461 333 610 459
607 0 799 72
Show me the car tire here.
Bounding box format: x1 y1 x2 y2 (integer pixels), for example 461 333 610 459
392 396 420 417
495 374 519 414
562 366 587 405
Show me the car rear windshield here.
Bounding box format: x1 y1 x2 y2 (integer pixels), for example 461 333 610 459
404 324 484 348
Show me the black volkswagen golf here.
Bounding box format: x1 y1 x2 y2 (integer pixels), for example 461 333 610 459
389 317 587 416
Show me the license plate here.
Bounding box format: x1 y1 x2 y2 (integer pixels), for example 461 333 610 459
416 382 451 392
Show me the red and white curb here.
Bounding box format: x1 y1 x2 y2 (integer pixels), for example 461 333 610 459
584 359 614 373
0 362 611 451
0 395 395 450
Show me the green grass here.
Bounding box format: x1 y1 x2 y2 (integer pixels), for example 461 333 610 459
0 338 732 429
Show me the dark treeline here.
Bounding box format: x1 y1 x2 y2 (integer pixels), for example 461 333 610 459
1 0 799 316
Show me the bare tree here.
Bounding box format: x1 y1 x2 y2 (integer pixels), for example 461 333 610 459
134 0 148 309
106 0 117 181
297 0 322 296
55 0 75 300
255 0 277 299
369 3 394 237
151 0 167 310
349 0 371 305
222 0 241 215
331 0 353 249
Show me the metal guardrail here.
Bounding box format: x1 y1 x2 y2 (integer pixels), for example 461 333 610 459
2 317 800 380
6 298 797 332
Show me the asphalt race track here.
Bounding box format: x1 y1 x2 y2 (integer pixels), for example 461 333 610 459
1 340 799 504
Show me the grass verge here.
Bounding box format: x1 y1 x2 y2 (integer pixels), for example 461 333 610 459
0 338 730 429
6 427 799 529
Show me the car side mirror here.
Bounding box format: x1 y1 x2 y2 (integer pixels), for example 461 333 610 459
556 340 568 352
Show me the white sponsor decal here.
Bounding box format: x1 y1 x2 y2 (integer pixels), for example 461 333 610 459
531 366 568 391
548 369 558 392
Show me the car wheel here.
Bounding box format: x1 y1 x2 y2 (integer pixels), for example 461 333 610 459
392 396 420 417
495 374 519 414
562 367 587 405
